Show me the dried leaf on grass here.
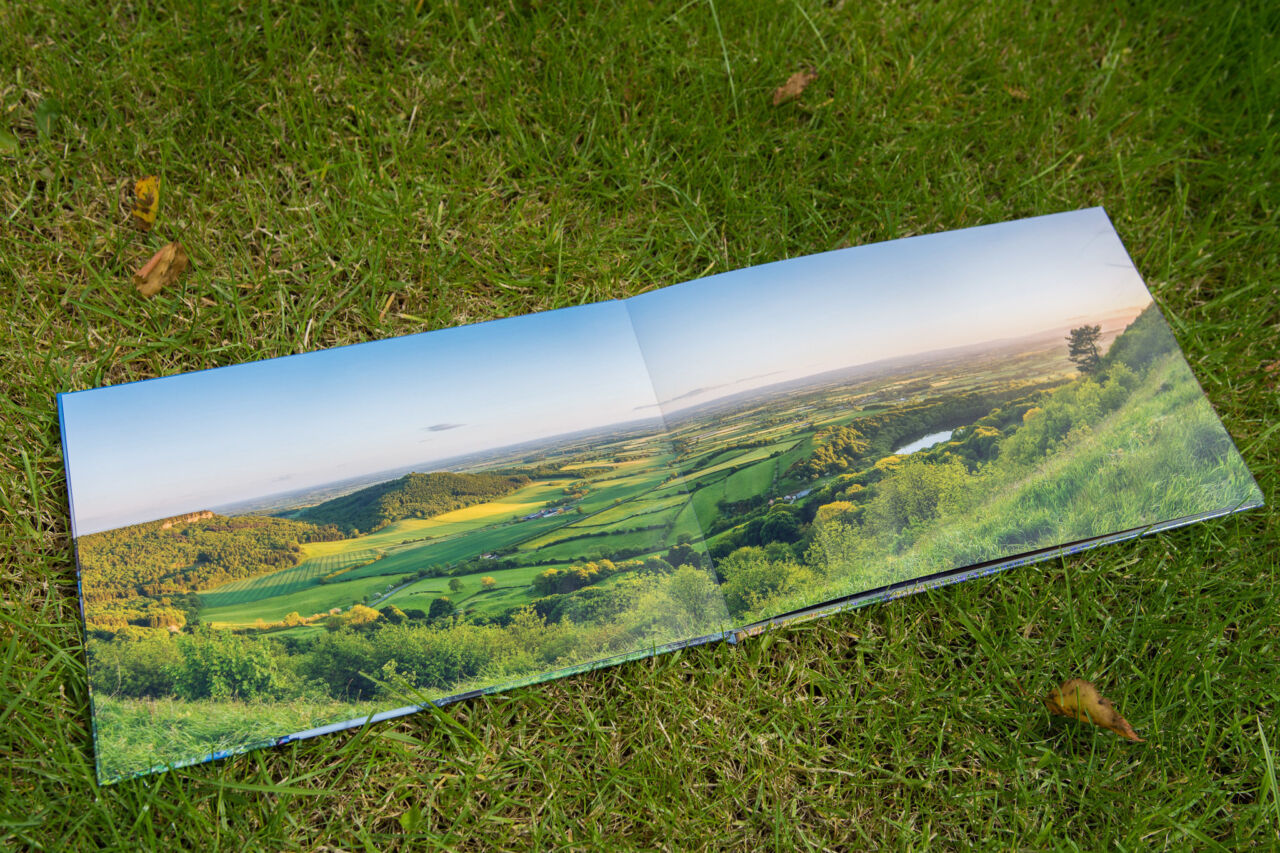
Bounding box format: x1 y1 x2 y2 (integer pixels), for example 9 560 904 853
131 175 160 231
133 241 188 297
1044 678 1143 742
0 128 17 155
1263 360 1280 390
772 70 817 106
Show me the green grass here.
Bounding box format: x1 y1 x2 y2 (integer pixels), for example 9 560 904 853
1 0 1277 848
723 454 782 502
199 572 442 628
522 526 672 563
570 492 688 527
764 354 1265 620
200 465 693 626
92 695 379 784
572 469 671 514
198 548 381 609
382 562 557 617
681 453 783 530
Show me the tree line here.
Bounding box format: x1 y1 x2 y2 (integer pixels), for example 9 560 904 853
78 514 342 609
87 560 723 705
293 471 529 534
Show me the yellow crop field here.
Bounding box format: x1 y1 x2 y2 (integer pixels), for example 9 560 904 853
559 461 615 472
429 481 567 523
296 482 569 560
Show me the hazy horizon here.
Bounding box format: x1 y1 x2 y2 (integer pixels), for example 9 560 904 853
62 300 663 535
212 311 1141 518
61 208 1160 535
626 207 1156 419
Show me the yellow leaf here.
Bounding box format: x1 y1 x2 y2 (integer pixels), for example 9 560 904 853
131 175 160 231
133 241 188 297
1044 678 1144 742
772 70 818 106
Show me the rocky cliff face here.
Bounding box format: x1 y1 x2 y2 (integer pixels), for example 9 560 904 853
159 510 215 530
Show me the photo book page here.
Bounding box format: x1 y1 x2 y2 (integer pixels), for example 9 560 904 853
59 207 1262 783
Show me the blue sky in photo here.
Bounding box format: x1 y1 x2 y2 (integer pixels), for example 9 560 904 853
61 301 659 534
625 207 1154 413
61 207 1156 535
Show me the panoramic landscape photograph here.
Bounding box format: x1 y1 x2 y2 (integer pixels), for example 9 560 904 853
60 209 1262 782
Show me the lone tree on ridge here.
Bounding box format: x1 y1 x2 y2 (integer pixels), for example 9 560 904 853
1067 324 1103 374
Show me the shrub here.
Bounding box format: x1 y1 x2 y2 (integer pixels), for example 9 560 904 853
865 458 971 539
428 597 456 620
302 630 377 698
718 546 819 617
171 628 286 701
87 633 181 698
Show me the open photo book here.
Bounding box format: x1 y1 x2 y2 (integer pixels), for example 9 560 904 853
59 208 1263 783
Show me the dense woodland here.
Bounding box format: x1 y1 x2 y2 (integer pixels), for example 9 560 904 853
291 471 528 534
78 515 341 610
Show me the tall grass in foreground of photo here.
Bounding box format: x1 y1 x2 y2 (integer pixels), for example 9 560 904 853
91 695 378 782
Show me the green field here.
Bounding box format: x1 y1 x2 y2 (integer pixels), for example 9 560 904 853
198 549 382 609
195 455 697 627
200 572 446 626
574 471 672 513
571 493 689 528
197 440 732 627
298 479 572 556
380 562 556 616
197 514 576 626
668 446 805 530
523 527 671 563
691 440 794 479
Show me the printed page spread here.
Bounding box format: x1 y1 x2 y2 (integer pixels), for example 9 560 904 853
58 208 1262 783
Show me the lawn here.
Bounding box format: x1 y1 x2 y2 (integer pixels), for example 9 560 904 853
2 0 1277 849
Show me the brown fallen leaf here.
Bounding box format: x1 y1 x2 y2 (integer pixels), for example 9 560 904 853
133 241 188 297
1044 678 1144 742
772 70 817 106
1263 361 1280 390
131 175 160 231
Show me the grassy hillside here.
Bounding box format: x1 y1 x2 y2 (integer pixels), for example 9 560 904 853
197 548 382 610
291 471 528 535
753 348 1262 621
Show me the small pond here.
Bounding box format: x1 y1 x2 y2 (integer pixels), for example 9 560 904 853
892 430 954 455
